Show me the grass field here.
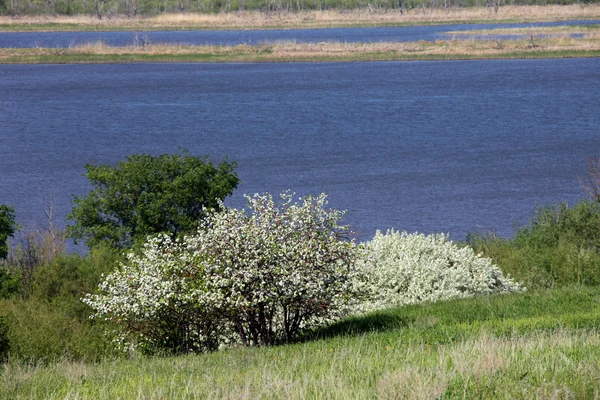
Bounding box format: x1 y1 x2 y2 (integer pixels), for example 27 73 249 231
1 4 600 32
3 286 600 399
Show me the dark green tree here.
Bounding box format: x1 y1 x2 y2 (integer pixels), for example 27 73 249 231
0 205 16 259
67 151 239 249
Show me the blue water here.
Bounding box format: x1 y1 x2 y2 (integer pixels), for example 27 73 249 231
1 59 599 243
0 19 598 48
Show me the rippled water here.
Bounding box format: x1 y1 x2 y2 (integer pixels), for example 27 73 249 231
0 19 598 48
2 59 599 243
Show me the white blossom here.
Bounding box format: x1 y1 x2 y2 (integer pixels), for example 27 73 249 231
352 230 523 314
84 191 358 353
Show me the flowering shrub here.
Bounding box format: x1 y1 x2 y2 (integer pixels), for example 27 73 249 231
84 192 358 353
353 230 523 314
82 235 227 354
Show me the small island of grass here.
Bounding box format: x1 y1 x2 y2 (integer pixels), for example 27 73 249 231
1 30 599 63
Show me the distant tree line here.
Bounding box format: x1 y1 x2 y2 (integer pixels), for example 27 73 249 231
1 0 598 18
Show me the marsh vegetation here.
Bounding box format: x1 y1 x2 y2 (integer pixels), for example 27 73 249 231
1 5 600 31
1 29 599 63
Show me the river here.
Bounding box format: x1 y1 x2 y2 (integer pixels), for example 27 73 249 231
1 58 599 242
0 20 598 48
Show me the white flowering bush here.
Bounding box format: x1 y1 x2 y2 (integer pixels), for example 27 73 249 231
83 235 228 354
353 230 523 314
84 192 358 353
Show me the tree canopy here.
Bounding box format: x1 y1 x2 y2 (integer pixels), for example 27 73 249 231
67 151 239 249
0 205 16 259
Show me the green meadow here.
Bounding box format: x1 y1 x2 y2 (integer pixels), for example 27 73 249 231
3 287 600 399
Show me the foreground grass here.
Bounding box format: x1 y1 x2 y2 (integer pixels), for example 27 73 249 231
1 32 600 63
1 5 600 32
3 286 600 399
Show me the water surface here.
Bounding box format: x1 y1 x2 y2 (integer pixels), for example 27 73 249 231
0 19 597 48
1 59 599 243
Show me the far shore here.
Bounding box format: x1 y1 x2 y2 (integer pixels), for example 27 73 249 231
445 24 600 36
1 30 599 63
1 4 600 32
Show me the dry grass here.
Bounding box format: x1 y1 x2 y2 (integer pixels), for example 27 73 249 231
1 29 597 62
1 4 600 31
446 24 600 36
0 22 598 63
377 368 450 400
266 34 600 57
3 329 600 399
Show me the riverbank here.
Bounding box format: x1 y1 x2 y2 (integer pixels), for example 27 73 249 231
1 5 600 32
446 23 600 36
1 32 599 63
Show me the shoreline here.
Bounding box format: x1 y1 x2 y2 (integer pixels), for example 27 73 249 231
1 5 600 32
1 34 599 64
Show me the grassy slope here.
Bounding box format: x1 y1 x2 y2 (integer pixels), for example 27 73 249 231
3 286 600 399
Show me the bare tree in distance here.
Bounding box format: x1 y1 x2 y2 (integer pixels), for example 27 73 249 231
581 157 600 204
4 190 66 297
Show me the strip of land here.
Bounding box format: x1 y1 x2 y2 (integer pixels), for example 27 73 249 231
445 23 600 36
1 32 599 63
1 4 600 32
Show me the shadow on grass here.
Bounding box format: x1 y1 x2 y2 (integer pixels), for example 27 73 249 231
297 287 600 345
301 310 413 343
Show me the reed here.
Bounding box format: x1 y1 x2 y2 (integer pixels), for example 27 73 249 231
445 24 600 35
1 4 600 32
1 32 599 63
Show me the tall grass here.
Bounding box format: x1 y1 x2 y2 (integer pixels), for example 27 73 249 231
0 244 123 363
470 201 600 290
2 32 600 64
2 5 600 31
2 286 600 398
